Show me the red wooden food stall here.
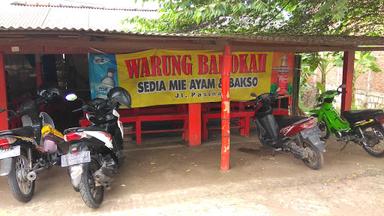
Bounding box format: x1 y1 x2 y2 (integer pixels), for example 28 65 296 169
0 29 383 170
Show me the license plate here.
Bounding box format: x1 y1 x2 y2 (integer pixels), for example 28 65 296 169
61 151 91 167
0 145 20 160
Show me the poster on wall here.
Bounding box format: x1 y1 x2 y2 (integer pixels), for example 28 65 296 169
88 54 119 99
89 50 294 108
271 53 294 95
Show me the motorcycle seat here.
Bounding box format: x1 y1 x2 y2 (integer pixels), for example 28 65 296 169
275 115 308 129
0 126 34 137
342 109 383 124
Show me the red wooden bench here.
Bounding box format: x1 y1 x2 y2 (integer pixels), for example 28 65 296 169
202 102 254 141
120 113 188 145
78 96 292 144
201 95 292 140
80 105 189 145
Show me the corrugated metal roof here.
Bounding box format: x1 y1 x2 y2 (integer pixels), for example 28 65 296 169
11 2 158 12
1 27 383 48
0 2 158 32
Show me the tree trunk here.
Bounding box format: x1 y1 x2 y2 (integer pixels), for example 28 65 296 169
321 71 326 90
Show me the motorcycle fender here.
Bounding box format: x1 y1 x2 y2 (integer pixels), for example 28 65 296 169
83 131 113 149
301 127 326 152
69 164 83 188
0 158 13 176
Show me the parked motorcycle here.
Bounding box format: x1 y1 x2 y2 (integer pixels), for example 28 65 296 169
310 84 384 157
62 87 131 208
0 88 67 202
250 93 325 169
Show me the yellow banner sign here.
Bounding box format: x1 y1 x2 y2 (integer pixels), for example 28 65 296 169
116 49 273 108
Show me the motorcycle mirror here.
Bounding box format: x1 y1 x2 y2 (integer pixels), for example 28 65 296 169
250 93 257 98
65 93 78 102
0 108 5 113
340 84 346 89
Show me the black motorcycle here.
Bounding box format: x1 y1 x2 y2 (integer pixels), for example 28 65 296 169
62 87 131 208
0 88 67 202
250 93 325 170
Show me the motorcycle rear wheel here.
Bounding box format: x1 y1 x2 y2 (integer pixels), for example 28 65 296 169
79 159 104 208
301 141 324 170
7 147 35 202
362 126 384 157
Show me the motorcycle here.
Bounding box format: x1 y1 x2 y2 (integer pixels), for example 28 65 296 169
310 84 384 157
0 88 67 202
62 87 131 208
250 93 325 170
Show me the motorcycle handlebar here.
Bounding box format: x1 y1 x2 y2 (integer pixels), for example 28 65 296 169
249 92 279 108
72 104 91 113
0 108 20 120
72 107 83 113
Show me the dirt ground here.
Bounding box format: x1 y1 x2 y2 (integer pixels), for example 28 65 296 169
1 134 384 216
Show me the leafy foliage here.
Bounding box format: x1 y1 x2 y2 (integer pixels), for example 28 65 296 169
300 51 382 109
301 52 339 93
126 0 384 36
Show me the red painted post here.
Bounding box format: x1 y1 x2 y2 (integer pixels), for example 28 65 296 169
0 53 8 130
220 45 232 171
341 51 355 112
35 54 43 88
188 103 201 146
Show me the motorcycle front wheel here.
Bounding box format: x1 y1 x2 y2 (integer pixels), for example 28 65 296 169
362 126 384 157
7 147 35 202
301 140 324 170
79 159 104 208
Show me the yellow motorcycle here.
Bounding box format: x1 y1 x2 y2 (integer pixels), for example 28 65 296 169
0 88 67 202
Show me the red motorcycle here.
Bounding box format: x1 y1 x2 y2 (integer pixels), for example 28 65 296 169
250 93 325 169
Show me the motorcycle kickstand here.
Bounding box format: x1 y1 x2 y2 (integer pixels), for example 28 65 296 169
340 141 349 152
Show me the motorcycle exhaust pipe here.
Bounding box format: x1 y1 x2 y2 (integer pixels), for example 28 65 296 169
27 171 37 181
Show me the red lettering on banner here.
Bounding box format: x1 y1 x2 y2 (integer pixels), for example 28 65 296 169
198 55 209 75
125 59 140 79
209 55 218 74
162 56 171 76
232 55 239 73
239 54 249 73
218 55 224 74
182 55 192 75
140 57 150 77
125 53 268 78
151 56 162 76
249 54 257 73
258 54 267 72
171 55 181 76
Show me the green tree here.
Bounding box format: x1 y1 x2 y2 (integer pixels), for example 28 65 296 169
128 0 383 110
126 0 384 36
300 51 382 109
